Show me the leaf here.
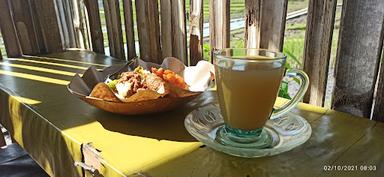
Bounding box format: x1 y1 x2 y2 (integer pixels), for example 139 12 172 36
278 81 292 99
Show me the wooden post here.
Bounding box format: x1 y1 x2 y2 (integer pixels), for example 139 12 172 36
189 0 203 65
244 0 261 48
0 0 22 57
372 46 384 121
160 0 187 64
332 0 384 118
135 0 162 63
123 0 136 60
103 0 125 60
259 0 288 51
84 0 104 54
303 0 337 106
209 0 230 52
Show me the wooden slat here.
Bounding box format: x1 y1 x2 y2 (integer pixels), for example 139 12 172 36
259 0 288 51
55 0 74 48
84 0 104 54
332 0 384 118
103 0 125 60
71 0 85 48
171 0 187 63
135 0 162 63
189 0 203 65
209 0 230 52
31 0 63 53
28 0 46 53
244 0 261 48
78 0 91 49
160 0 187 64
160 0 173 58
0 0 22 57
303 0 337 106
9 0 40 55
373 46 384 121
63 0 77 48
123 0 136 60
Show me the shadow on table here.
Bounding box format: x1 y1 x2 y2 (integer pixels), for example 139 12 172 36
92 91 218 142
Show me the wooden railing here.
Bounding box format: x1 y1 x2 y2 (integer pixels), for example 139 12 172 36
0 0 383 121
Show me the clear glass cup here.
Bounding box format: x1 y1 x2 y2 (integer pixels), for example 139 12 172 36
213 48 309 148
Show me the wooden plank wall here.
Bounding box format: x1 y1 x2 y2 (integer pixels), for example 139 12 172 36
244 0 288 51
244 0 260 48
103 0 125 60
56 0 76 48
9 0 41 55
189 0 204 65
32 0 63 53
123 0 136 60
259 0 288 51
135 0 162 63
84 0 104 54
0 0 22 57
332 0 384 118
160 0 187 63
209 0 230 52
160 0 173 60
303 0 337 106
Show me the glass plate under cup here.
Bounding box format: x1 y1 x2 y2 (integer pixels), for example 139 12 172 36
184 104 312 158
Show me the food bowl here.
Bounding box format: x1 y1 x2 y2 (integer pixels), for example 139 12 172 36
67 57 213 115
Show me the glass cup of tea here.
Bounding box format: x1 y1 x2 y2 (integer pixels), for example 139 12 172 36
213 48 309 148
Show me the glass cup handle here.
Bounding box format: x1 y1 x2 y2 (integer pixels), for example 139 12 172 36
270 69 309 119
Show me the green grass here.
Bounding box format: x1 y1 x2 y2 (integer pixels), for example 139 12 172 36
287 0 309 12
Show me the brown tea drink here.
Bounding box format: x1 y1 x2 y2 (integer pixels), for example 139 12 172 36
215 56 285 130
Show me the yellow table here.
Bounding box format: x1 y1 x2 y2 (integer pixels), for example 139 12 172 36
0 50 383 177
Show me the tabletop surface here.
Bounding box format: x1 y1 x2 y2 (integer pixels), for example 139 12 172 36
0 50 383 177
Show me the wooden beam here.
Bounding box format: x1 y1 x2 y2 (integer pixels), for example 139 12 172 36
372 44 384 121
103 0 125 60
123 0 136 60
332 0 384 118
32 0 63 53
189 0 203 65
84 0 104 54
259 0 288 51
0 0 22 57
135 0 162 63
209 0 230 52
244 0 261 48
303 0 337 106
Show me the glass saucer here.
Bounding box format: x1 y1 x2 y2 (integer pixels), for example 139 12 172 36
184 104 312 158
